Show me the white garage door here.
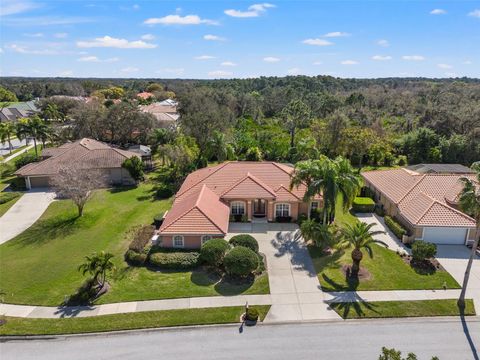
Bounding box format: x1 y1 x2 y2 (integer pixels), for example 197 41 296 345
423 227 467 245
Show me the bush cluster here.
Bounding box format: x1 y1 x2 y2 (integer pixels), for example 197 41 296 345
149 251 200 269
384 216 408 239
352 197 375 213
412 241 437 262
14 153 37 170
200 239 230 267
245 307 259 322
224 246 259 277
229 234 259 253
0 192 21 204
124 249 147 266
155 184 173 199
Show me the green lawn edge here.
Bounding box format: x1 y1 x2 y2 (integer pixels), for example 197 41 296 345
0 193 23 217
331 299 475 319
0 305 271 336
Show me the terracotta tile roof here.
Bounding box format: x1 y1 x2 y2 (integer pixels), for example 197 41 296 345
137 92 154 99
160 185 229 235
15 138 139 176
274 185 301 202
222 173 277 199
363 168 476 227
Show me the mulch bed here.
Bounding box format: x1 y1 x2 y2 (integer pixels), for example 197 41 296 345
399 254 445 272
341 264 372 281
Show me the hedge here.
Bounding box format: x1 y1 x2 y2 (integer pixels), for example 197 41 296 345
352 197 375 213
200 239 230 267
229 234 259 253
0 192 21 205
412 241 437 262
124 249 147 266
384 216 407 239
149 251 200 270
224 246 259 277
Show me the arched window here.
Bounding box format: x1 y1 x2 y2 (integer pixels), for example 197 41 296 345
173 235 184 248
231 201 246 215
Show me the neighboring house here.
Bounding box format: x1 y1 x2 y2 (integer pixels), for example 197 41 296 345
15 138 140 189
362 165 477 245
139 100 179 126
158 161 322 248
137 92 154 100
128 144 152 169
0 101 38 122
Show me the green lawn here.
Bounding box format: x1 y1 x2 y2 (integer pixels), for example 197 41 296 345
309 195 460 291
0 184 269 306
331 299 475 319
0 305 271 336
0 192 23 217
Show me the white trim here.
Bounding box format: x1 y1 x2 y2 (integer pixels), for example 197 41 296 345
173 235 184 248
275 203 291 217
230 201 246 215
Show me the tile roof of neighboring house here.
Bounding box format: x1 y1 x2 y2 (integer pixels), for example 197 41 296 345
15 138 139 176
160 184 230 235
139 102 179 123
406 163 475 174
362 167 476 227
0 101 38 121
137 92 154 99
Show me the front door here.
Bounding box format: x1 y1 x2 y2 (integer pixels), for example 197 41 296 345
253 199 266 217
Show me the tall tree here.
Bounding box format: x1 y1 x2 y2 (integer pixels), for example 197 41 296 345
281 99 311 148
0 121 16 154
78 251 115 289
457 162 480 310
15 116 50 158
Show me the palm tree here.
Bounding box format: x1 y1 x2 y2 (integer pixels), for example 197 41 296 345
78 251 115 289
339 222 387 277
0 121 16 154
290 156 362 224
300 219 338 248
206 130 232 162
457 162 480 310
16 116 50 158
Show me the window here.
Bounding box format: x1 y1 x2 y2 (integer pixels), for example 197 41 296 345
275 203 290 217
201 235 212 245
231 201 246 215
173 235 184 248
310 201 319 211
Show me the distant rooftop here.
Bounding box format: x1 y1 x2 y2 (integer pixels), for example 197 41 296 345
406 163 474 174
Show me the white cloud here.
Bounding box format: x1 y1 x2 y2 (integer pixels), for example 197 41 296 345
7 44 58 55
221 61 237 66
203 34 226 41
0 0 40 16
144 14 217 25
402 55 425 61
156 68 185 76
77 36 157 49
194 55 216 60
372 55 392 61
437 63 452 69
225 3 275 18
312 61 322 65
208 70 233 78
121 67 139 73
54 32 68 38
78 56 119 63
430 9 447 15
140 34 155 40
3 16 94 26
377 39 389 47
24 32 44 37
0 48 3 54
302 38 333 46
468 9 480 18
341 60 358 65
463 60 473 65
287 67 301 75
323 31 350 37
263 56 280 62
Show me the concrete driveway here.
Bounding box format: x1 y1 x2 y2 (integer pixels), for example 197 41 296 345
0 189 56 244
436 245 480 310
227 222 340 322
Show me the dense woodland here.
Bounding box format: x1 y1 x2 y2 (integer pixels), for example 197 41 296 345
1 76 479 189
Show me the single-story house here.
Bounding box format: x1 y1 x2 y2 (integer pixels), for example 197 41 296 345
139 101 179 126
15 138 140 189
158 161 322 249
0 101 38 122
362 165 477 245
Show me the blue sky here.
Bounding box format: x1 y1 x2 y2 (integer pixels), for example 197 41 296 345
0 0 479 78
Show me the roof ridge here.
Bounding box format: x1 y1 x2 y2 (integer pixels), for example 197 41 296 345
275 184 301 200
397 174 427 204
271 161 294 176
195 206 224 234
176 162 231 198
416 191 476 225
221 171 277 197
414 192 437 224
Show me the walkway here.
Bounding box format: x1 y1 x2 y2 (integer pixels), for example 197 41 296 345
1 144 34 163
0 138 27 158
0 189 55 244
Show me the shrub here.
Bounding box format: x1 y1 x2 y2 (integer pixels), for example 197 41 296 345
122 156 144 182
276 216 292 223
0 192 21 204
245 146 262 161
352 197 375 213
9 177 27 191
245 307 259 322
385 216 408 239
297 213 308 225
155 184 173 199
412 241 437 262
128 225 153 253
124 249 147 266
153 212 164 227
224 246 259 277
229 234 259 253
14 153 37 169
200 238 230 267
149 251 200 269
375 206 385 217
396 155 408 166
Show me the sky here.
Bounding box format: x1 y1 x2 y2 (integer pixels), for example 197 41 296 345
0 0 479 79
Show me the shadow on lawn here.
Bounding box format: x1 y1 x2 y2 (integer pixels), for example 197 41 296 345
190 269 256 296
328 295 379 319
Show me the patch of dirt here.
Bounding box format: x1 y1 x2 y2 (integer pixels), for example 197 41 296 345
341 264 372 280
400 254 445 272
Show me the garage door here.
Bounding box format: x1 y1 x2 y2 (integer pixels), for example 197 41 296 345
423 227 467 245
29 176 50 188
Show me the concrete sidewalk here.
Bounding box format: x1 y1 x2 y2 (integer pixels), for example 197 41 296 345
1 144 33 164
0 189 55 244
